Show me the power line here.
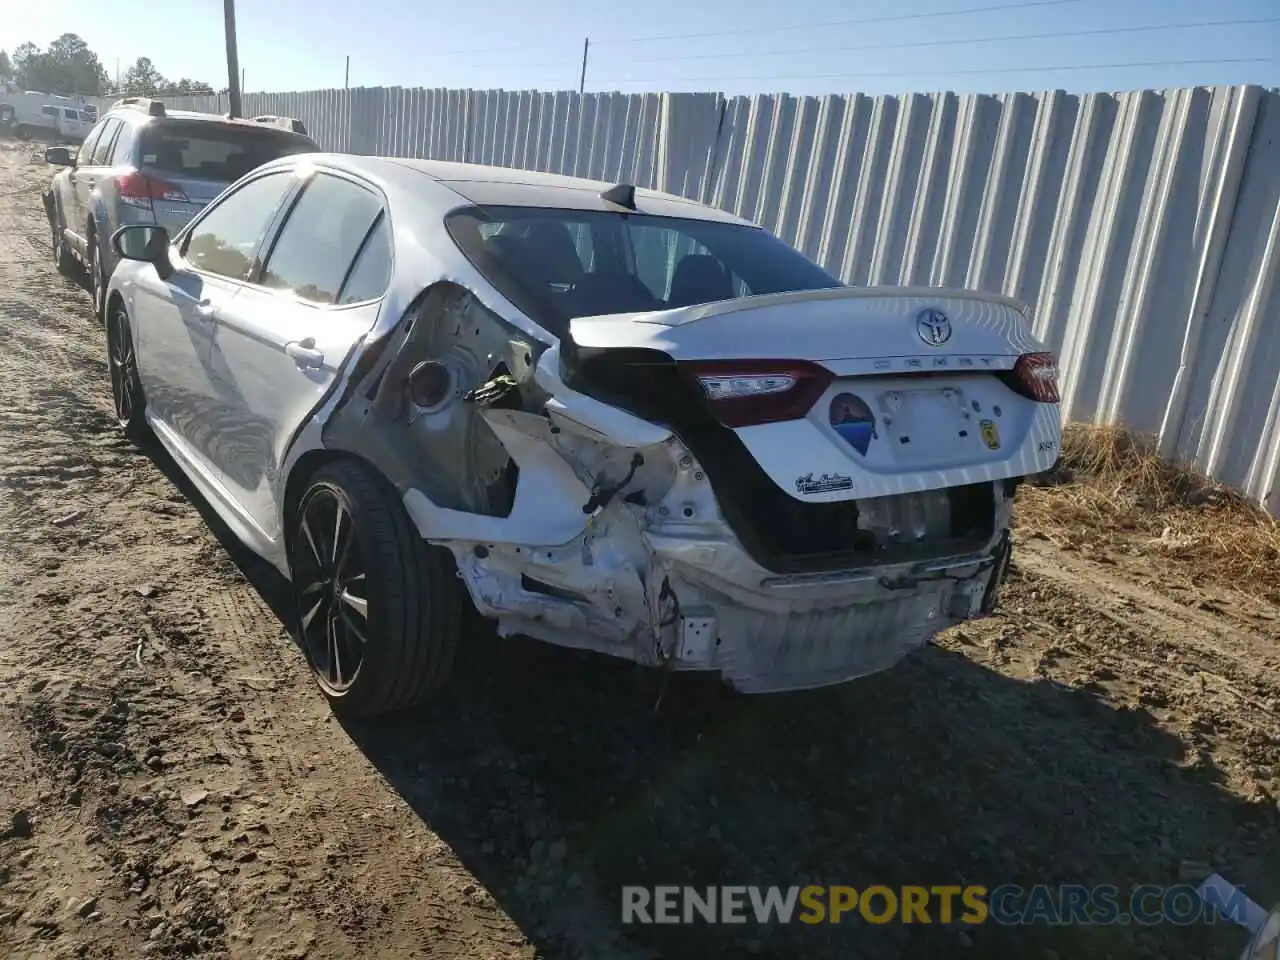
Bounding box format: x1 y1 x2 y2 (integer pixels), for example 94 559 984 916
623 17 1280 66
584 57 1276 88
591 0 1083 47
408 0 1082 60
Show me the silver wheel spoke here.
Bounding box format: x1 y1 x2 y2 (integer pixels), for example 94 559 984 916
339 588 367 619
299 578 327 598
301 595 327 630
301 514 324 567
332 503 355 580
340 610 370 647
331 502 346 565
327 619 344 686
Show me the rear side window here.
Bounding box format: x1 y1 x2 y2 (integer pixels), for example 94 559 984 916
90 119 121 165
338 215 392 304
182 172 295 281
76 120 106 166
259 174 385 304
109 123 137 166
140 120 318 183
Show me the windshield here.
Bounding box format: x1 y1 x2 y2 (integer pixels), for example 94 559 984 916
445 205 843 339
140 120 318 183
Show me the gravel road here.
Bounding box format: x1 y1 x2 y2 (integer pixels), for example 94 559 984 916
0 140 1277 960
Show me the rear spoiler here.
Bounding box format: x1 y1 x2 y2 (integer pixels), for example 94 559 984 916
606 285 1035 330
114 96 165 117
249 114 307 136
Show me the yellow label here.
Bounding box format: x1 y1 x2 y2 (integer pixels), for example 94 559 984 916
980 419 1000 450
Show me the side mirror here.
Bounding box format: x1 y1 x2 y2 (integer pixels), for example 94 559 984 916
112 225 174 280
44 146 75 167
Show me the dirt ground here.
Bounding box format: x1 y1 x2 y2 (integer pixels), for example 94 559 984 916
0 140 1277 960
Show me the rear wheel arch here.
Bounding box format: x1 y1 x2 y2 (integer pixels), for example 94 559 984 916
283 449 394 553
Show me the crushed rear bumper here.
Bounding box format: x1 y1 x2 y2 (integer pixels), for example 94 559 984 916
444 471 1015 694
650 532 1012 693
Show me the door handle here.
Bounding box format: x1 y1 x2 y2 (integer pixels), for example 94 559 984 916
286 339 324 369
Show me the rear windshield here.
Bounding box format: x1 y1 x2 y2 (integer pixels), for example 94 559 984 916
445 205 842 339
139 120 318 182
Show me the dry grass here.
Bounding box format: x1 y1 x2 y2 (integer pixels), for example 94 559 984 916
1015 423 1280 603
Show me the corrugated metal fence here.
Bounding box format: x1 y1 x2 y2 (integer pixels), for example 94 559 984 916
156 85 1280 513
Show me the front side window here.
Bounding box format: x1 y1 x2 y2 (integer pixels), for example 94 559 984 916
182 172 294 281
260 173 385 304
445 206 842 339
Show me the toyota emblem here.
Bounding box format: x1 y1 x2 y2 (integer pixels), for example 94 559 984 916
916 308 951 346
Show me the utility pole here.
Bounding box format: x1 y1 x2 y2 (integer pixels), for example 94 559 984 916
578 37 589 94
345 55 350 90
223 0 242 117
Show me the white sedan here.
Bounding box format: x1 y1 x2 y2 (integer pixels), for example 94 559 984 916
102 155 1062 716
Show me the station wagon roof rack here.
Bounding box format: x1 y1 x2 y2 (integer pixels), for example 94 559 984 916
251 114 308 136
601 182 637 210
113 96 165 117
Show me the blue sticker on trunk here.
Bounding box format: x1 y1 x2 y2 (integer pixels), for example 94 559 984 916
829 392 877 455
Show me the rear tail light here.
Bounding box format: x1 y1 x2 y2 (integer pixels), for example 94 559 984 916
682 359 833 428
117 171 189 209
1003 352 1060 403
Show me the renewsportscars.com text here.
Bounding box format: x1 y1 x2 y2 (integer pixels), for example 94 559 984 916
621 884 1253 926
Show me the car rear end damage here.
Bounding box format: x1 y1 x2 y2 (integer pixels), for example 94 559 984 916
315 282 1058 693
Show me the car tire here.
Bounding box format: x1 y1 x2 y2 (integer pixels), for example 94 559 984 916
105 300 149 442
51 210 76 276
289 460 464 717
87 227 107 324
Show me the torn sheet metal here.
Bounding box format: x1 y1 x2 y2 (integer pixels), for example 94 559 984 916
322 281 543 518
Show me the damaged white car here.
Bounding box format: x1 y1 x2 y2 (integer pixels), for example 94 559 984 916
101 155 1062 715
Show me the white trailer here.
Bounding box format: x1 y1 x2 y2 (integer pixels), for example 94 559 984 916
0 89 94 140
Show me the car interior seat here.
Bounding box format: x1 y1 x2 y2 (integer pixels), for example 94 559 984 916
566 270 662 318
518 220 586 288
667 253 735 307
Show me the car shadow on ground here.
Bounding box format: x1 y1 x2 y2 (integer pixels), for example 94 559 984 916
138 437 1276 960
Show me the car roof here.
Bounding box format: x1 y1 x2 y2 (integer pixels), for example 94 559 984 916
106 106 313 137
357 156 754 225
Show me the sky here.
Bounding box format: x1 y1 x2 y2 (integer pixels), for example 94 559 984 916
3 0 1278 98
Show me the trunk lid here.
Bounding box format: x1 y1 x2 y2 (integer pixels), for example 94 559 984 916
564 287 1062 503
567 286 1043 363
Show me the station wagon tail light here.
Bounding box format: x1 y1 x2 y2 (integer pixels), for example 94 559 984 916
117 171 189 208
682 359 833 428
1005 352 1060 403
